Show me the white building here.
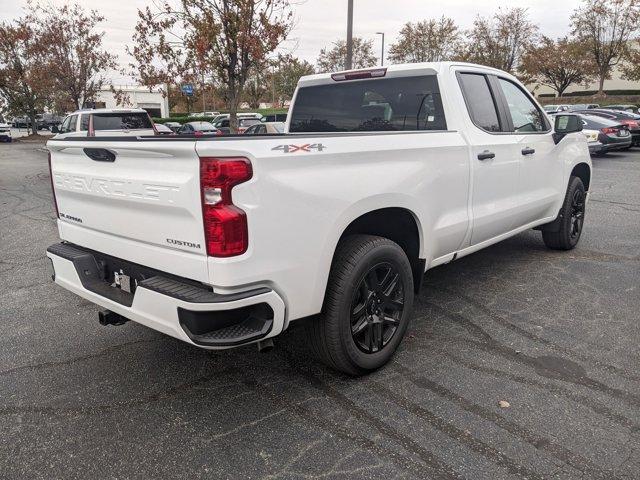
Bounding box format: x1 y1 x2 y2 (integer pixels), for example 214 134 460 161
531 65 640 97
93 84 170 118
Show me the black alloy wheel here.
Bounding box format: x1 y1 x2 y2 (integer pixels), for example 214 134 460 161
350 262 405 354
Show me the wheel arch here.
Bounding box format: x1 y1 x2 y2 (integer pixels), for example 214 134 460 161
571 162 591 191
336 207 425 293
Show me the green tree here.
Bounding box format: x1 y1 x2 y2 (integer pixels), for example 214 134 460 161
317 38 376 72
388 17 462 63
462 7 538 73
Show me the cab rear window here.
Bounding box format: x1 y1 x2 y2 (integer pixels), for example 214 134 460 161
92 113 152 130
289 75 447 132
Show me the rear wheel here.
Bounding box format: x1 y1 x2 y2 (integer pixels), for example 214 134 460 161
542 176 586 250
305 235 414 376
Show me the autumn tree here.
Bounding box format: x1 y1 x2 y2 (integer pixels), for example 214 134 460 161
521 37 596 97
621 38 640 81
0 20 52 135
462 7 538 73
28 2 117 110
130 0 292 131
317 38 376 72
572 0 640 95
388 17 462 63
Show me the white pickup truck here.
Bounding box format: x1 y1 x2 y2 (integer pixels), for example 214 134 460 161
46 62 591 375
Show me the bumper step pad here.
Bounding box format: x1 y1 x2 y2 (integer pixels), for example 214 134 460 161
188 317 273 346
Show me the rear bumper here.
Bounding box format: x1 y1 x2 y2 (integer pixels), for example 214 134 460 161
46 243 286 349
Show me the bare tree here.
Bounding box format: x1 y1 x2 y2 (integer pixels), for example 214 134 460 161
0 20 52 135
521 37 597 97
462 7 538 73
130 0 292 131
388 17 462 63
317 38 376 72
28 2 117 110
572 0 640 95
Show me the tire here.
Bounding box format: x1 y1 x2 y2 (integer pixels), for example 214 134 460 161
542 176 586 250
305 235 414 376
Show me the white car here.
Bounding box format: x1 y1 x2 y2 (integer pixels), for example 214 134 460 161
211 112 263 124
543 104 571 114
0 120 11 142
46 62 591 375
53 108 157 138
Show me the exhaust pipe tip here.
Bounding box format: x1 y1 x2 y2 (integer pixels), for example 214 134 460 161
98 309 128 326
257 338 274 353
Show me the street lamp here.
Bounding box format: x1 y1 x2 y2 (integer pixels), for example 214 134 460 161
376 32 385 66
346 0 354 69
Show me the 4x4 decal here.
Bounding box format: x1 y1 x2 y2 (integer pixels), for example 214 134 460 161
272 143 326 153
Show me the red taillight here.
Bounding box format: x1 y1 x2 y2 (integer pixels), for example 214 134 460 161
621 119 638 128
200 157 252 257
601 127 618 134
331 68 387 81
215 129 223 136
47 152 59 218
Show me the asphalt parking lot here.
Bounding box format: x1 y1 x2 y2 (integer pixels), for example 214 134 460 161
1 141 638 479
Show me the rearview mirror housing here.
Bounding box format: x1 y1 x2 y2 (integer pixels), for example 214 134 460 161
553 114 583 144
51 125 60 134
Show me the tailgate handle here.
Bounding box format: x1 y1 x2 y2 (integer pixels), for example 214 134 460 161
83 148 116 162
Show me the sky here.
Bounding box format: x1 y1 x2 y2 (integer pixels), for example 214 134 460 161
0 0 583 83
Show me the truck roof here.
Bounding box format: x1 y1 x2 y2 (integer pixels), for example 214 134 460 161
70 108 148 115
297 61 510 88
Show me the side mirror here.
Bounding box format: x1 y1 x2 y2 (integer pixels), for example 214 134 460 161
553 114 583 144
51 125 60 133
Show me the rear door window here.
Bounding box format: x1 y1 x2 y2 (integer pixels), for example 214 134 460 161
289 75 447 132
458 73 501 132
92 112 152 131
68 115 78 132
497 79 549 132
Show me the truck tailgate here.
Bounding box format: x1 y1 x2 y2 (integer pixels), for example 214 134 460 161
48 139 209 282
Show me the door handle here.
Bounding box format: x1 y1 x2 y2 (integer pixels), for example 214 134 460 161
521 147 536 155
83 148 116 162
477 150 495 161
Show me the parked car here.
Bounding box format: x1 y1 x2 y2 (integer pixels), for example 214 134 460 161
262 113 288 123
163 121 182 133
543 104 570 113
211 112 263 124
214 117 262 134
177 121 220 135
12 115 46 130
243 121 285 134
154 123 174 135
602 104 639 114
46 62 591 375
579 114 632 154
52 108 156 138
567 104 599 111
192 111 220 118
0 118 11 142
573 109 640 146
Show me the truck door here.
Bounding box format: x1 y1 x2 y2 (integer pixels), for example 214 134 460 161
456 71 522 245
492 77 563 226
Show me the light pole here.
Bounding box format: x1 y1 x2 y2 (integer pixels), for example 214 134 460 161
346 0 353 70
376 32 385 66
